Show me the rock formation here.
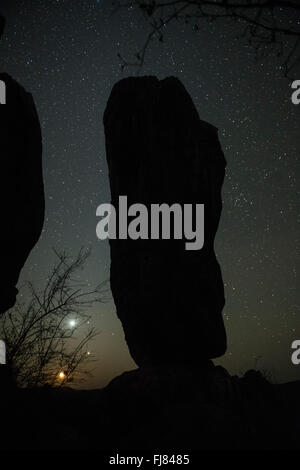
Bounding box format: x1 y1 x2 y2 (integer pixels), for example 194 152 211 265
0 14 5 38
104 76 227 366
2 368 300 450
0 17 45 314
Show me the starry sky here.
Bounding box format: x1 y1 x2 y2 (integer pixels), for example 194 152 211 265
0 0 299 388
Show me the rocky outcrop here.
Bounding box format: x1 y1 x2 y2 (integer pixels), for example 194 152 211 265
0 63 44 313
103 367 300 450
1 368 299 450
0 14 5 38
104 76 227 366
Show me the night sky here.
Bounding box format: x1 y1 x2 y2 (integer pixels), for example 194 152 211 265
0 0 299 388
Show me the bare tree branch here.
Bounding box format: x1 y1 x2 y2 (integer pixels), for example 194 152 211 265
115 0 300 77
0 248 108 388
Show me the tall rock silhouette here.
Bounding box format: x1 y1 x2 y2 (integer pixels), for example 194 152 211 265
0 14 4 38
0 17 45 314
104 76 226 366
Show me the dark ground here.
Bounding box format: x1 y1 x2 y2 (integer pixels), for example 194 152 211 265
1 364 299 451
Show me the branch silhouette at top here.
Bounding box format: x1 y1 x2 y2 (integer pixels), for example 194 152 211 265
114 0 300 77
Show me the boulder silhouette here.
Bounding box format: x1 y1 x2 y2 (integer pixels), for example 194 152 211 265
0 14 4 38
0 45 44 314
104 76 227 366
2 368 300 450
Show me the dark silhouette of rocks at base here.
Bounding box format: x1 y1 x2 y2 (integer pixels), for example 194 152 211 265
1 368 299 451
0 71 44 314
103 367 300 450
104 76 227 367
